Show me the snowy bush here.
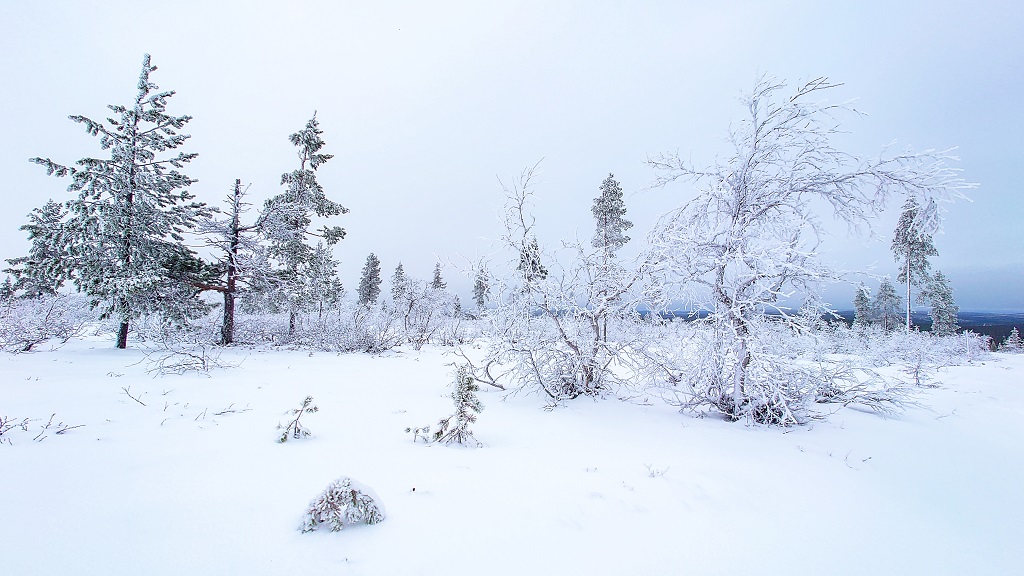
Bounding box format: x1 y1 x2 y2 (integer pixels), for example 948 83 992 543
0 293 94 353
277 396 318 443
300 476 385 533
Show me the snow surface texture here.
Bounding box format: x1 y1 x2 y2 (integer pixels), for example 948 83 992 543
2 336 1022 575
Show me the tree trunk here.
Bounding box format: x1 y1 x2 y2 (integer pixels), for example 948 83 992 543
220 179 242 345
116 319 130 349
221 291 235 345
906 260 912 332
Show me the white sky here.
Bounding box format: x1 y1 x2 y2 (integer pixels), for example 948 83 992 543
1 0 1020 310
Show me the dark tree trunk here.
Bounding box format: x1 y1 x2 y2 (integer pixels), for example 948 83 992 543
220 179 242 345
117 320 130 349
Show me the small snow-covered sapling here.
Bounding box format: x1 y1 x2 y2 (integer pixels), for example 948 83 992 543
300 476 385 533
433 365 483 446
277 396 318 443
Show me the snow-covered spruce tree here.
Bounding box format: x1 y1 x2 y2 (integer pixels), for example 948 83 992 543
873 278 903 333
431 262 447 290
647 76 973 424
30 54 212 349
922 270 959 336
1003 327 1023 352
433 365 484 446
261 113 348 335
852 284 873 329
391 262 408 302
357 253 382 306
592 173 634 342
196 179 274 345
4 201 69 298
300 477 385 533
892 196 938 331
472 265 491 313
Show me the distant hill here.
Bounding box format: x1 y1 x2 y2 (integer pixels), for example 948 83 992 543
832 310 1024 343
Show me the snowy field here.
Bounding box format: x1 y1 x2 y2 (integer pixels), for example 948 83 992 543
2 336 1022 575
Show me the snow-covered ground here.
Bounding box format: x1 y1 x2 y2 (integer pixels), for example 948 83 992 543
2 336 1022 575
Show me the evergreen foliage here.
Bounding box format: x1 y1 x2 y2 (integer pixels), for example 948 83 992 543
300 476 385 533
852 284 873 328
591 173 633 341
390 263 407 303
357 253 382 306
872 278 903 332
262 113 348 334
433 365 484 446
29 54 211 349
591 173 632 257
472 267 490 312
277 396 318 443
1003 327 1023 352
431 262 447 290
892 196 939 330
923 270 959 336
4 200 69 298
517 237 548 285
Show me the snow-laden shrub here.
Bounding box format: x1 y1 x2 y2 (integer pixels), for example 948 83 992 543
0 293 94 353
300 476 385 533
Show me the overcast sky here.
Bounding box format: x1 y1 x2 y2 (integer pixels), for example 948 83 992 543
1 0 1020 310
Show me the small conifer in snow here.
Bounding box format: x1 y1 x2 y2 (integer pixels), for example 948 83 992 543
277 396 318 443
431 262 447 290
300 476 385 533
1003 327 1023 353
357 253 382 305
433 365 484 446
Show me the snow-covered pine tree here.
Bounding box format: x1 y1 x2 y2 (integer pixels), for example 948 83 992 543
390 262 408 303
892 196 938 331
4 200 69 298
1003 327 1023 352
262 113 348 334
852 284 873 329
591 173 633 341
433 365 484 446
592 173 632 257
431 262 447 290
873 278 903 332
30 54 211 348
923 270 959 336
517 237 548 286
357 253 382 306
197 179 273 345
306 243 345 318
472 267 490 313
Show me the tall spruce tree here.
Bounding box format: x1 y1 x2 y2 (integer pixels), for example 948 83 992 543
357 253 382 306
262 113 348 334
391 262 408 303
30 54 210 348
852 283 873 329
872 278 903 332
472 267 490 312
592 174 632 257
923 270 959 336
431 263 447 290
591 173 632 341
892 196 938 331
